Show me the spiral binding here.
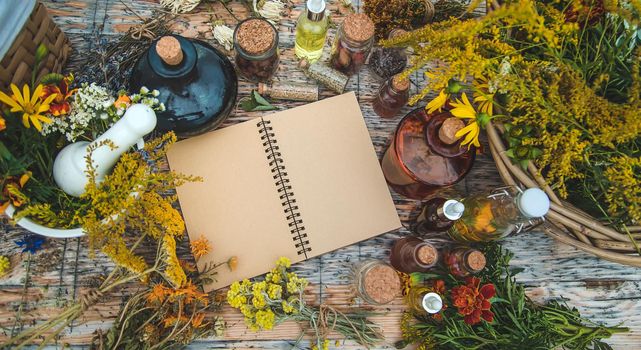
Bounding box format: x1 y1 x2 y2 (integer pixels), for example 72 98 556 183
257 118 311 258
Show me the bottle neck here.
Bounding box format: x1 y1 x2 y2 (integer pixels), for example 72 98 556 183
307 8 325 21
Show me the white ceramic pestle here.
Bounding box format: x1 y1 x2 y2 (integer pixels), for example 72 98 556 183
53 104 157 197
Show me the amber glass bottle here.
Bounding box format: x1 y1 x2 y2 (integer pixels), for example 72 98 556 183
381 108 476 200
373 74 409 119
443 247 486 278
413 197 465 234
389 236 439 273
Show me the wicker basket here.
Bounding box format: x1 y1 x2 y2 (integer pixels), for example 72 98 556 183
0 2 71 92
487 121 641 267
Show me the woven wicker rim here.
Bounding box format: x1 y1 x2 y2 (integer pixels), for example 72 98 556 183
487 121 641 267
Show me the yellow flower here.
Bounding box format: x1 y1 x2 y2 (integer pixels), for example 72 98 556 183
276 256 291 268
473 77 495 116
0 115 5 131
162 234 187 288
450 93 482 149
426 89 449 114
0 256 10 277
267 284 282 300
190 235 210 259
0 84 56 131
255 309 276 330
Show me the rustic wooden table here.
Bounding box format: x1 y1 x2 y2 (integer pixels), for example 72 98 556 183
1 0 640 348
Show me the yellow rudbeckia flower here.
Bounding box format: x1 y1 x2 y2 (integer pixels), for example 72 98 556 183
0 84 56 131
473 77 495 116
450 93 481 149
427 89 449 114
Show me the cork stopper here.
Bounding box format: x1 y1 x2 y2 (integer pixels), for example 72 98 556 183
438 117 465 145
465 250 487 272
156 36 183 66
392 75 409 91
363 264 400 304
343 13 375 42
236 19 275 55
416 244 438 266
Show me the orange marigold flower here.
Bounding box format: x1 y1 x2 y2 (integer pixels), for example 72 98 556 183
190 235 211 259
0 172 31 212
114 94 131 109
171 281 209 306
0 115 5 131
450 276 495 325
163 314 189 328
146 283 172 304
191 312 207 328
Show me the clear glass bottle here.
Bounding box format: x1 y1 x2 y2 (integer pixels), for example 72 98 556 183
381 108 476 200
413 197 465 234
448 186 550 242
295 0 329 62
353 260 401 305
233 18 280 82
258 82 319 102
389 236 439 273
406 287 443 315
369 28 408 80
299 59 349 94
329 13 375 76
443 247 486 278
373 74 409 119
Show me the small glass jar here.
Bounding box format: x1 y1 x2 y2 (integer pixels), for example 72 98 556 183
352 260 401 305
412 197 465 234
390 236 439 273
443 247 486 278
373 74 409 118
369 28 408 80
329 13 375 76
233 18 280 82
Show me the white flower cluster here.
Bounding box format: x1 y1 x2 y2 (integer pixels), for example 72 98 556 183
41 83 115 142
212 23 234 51
130 87 166 112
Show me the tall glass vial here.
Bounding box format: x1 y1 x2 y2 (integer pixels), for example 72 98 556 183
329 13 375 76
295 0 329 62
234 18 280 82
389 236 439 273
406 287 443 315
443 247 486 278
448 186 550 242
413 197 465 234
373 74 409 119
381 108 476 200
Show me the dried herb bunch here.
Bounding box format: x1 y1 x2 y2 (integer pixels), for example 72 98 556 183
363 0 433 39
382 0 641 228
227 257 384 349
398 244 628 350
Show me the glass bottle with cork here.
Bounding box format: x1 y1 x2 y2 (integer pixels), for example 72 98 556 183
299 59 349 94
443 247 486 278
233 18 280 82
369 28 408 80
352 260 401 305
329 13 375 76
258 82 319 102
295 0 329 62
406 287 443 316
389 236 439 273
381 108 476 200
448 186 551 242
373 74 409 119
413 197 465 235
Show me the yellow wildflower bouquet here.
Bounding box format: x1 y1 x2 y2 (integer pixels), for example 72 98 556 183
383 0 641 232
227 257 383 349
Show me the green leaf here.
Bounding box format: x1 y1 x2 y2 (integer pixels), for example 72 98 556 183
40 73 64 85
519 159 529 170
505 149 515 158
239 97 257 111
252 90 272 106
252 104 277 111
0 141 11 160
530 147 543 159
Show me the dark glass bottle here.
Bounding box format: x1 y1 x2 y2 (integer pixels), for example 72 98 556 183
443 247 486 278
373 74 409 119
390 236 439 273
130 35 238 138
381 107 476 200
413 197 465 234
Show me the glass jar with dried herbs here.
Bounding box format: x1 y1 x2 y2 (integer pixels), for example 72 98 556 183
234 18 280 82
329 13 375 76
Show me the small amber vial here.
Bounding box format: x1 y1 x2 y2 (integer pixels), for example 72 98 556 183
373 74 409 118
443 247 487 278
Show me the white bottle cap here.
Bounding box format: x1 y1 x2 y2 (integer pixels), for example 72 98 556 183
518 188 550 218
443 199 465 220
422 293 443 314
307 0 326 13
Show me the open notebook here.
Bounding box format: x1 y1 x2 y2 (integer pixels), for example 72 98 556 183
167 92 401 291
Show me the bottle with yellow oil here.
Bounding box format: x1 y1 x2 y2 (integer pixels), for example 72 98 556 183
294 0 329 62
